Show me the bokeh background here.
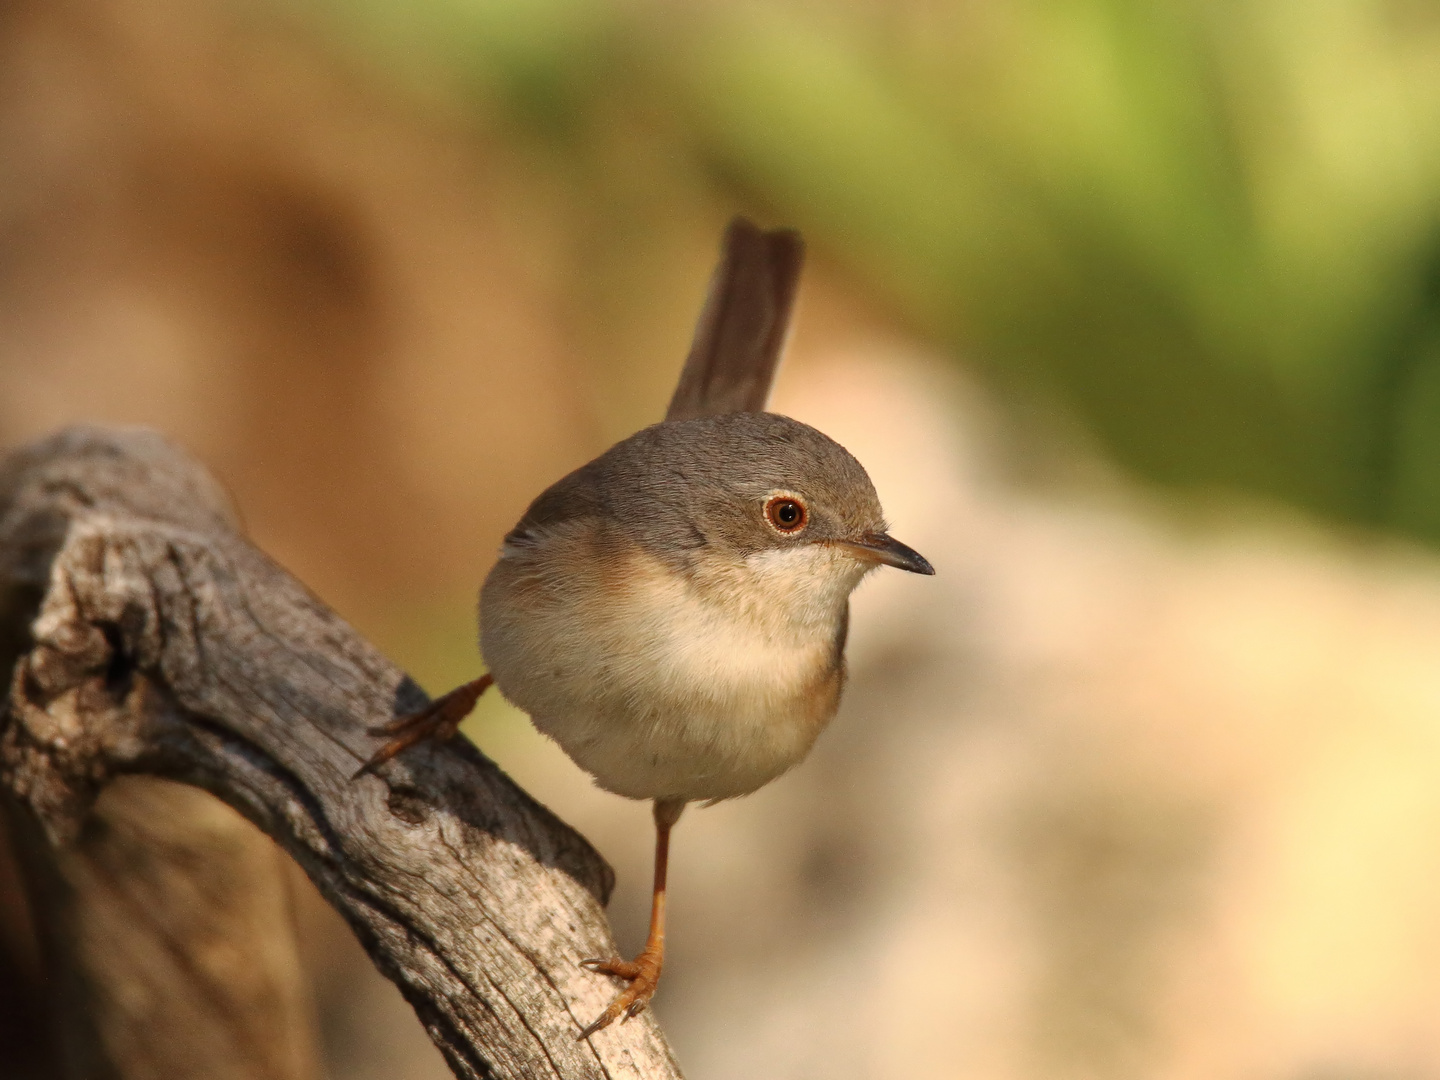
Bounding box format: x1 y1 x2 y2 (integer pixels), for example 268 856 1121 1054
4 0 1440 1077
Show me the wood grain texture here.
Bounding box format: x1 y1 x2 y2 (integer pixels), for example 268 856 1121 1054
664 217 804 422
0 426 682 1080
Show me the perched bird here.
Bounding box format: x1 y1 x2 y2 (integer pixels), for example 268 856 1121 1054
357 219 933 1037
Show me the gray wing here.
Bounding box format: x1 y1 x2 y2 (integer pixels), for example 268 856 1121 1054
664 218 804 422
504 460 606 544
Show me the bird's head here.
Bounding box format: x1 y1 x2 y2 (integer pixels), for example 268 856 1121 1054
579 413 932 618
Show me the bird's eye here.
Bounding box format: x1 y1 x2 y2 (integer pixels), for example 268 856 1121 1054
764 494 808 534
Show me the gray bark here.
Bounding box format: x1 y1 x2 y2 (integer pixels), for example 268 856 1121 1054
0 425 682 1080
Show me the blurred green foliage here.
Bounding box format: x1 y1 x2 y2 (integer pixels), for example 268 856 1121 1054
286 0 1440 539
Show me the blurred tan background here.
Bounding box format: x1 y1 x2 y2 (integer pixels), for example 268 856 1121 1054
4 0 1440 1078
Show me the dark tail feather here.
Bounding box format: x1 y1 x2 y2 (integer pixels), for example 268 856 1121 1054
664 217 805 422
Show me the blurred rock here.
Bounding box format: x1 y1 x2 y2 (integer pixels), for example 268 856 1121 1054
476 347 1440 1080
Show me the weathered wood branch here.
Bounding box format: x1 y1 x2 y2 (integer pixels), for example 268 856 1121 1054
0 426 682 1080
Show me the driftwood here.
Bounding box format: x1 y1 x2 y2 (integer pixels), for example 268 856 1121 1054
0 426 682 1079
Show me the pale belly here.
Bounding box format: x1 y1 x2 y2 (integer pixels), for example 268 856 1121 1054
480 542 848 803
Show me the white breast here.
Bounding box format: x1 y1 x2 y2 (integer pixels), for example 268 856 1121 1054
480 536 869 802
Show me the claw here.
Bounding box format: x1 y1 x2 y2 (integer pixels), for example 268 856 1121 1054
353 674 492 778
578 1010 619 1041
576 949 662 1039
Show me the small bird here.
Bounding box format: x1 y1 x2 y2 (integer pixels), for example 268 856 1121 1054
358 219 933 1038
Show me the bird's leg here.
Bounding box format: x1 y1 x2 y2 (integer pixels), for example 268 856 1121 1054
578 797 686 1038
352 674 493 778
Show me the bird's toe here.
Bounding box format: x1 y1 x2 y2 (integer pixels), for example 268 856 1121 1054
577 951 662 1038
579 956 642 980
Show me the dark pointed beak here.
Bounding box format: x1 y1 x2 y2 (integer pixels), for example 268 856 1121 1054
840 532 935 575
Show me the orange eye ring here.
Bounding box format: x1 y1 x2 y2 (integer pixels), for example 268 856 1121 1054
764 493 808 534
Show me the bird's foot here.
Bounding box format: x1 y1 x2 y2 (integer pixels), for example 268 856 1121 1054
352 674 493 778
577 949 663 1038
